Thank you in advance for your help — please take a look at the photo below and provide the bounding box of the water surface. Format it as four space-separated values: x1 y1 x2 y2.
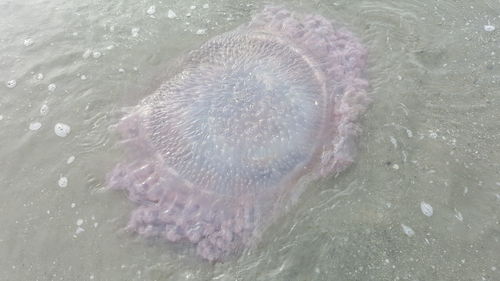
1 0 499 280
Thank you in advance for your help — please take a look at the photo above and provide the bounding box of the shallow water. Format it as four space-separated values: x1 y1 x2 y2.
1 0 499 280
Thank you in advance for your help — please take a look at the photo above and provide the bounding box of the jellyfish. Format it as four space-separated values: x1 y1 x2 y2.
107 6 370 261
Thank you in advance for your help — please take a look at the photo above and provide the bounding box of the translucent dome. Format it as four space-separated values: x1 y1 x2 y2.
146 33 325 196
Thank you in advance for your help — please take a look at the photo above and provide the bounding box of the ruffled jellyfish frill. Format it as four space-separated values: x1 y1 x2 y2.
107 6 370 261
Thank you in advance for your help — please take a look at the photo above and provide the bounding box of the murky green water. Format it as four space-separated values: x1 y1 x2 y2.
1 0 499 280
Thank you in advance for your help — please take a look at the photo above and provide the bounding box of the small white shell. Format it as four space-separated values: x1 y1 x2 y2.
58 176 68 188
167 9 176 19
6 80 16 88
48 83 56 92
401 224 415 237
54 123 71 137
147 5 156 15
420 201 434 217
29 122 42 131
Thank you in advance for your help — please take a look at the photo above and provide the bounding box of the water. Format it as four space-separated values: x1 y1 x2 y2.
1 0 499 280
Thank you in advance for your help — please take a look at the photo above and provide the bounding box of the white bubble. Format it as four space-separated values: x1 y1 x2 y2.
35 73 44 80
71 203 76 208
80 74 87 80
29 122 42 131
203 3 209 8
54 123 71 137
6 80 16 88
167 9 176 19
40 104 49 115
131 27 140 37
106 45 114 50
118 68 125 73
0 115 3 121
484 25 495 32
147 5 156 15
92 51 101 59
401 224 415 237
58 176 68 188
24 38 34 46
196 29 207 35
420 201 433 217
48 83 56 92
67 155 75 164
82 49 92 59
190 5 196 9
76 219 84 226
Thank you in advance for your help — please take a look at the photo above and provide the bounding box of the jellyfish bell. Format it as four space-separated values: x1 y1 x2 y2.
107 6 370 261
